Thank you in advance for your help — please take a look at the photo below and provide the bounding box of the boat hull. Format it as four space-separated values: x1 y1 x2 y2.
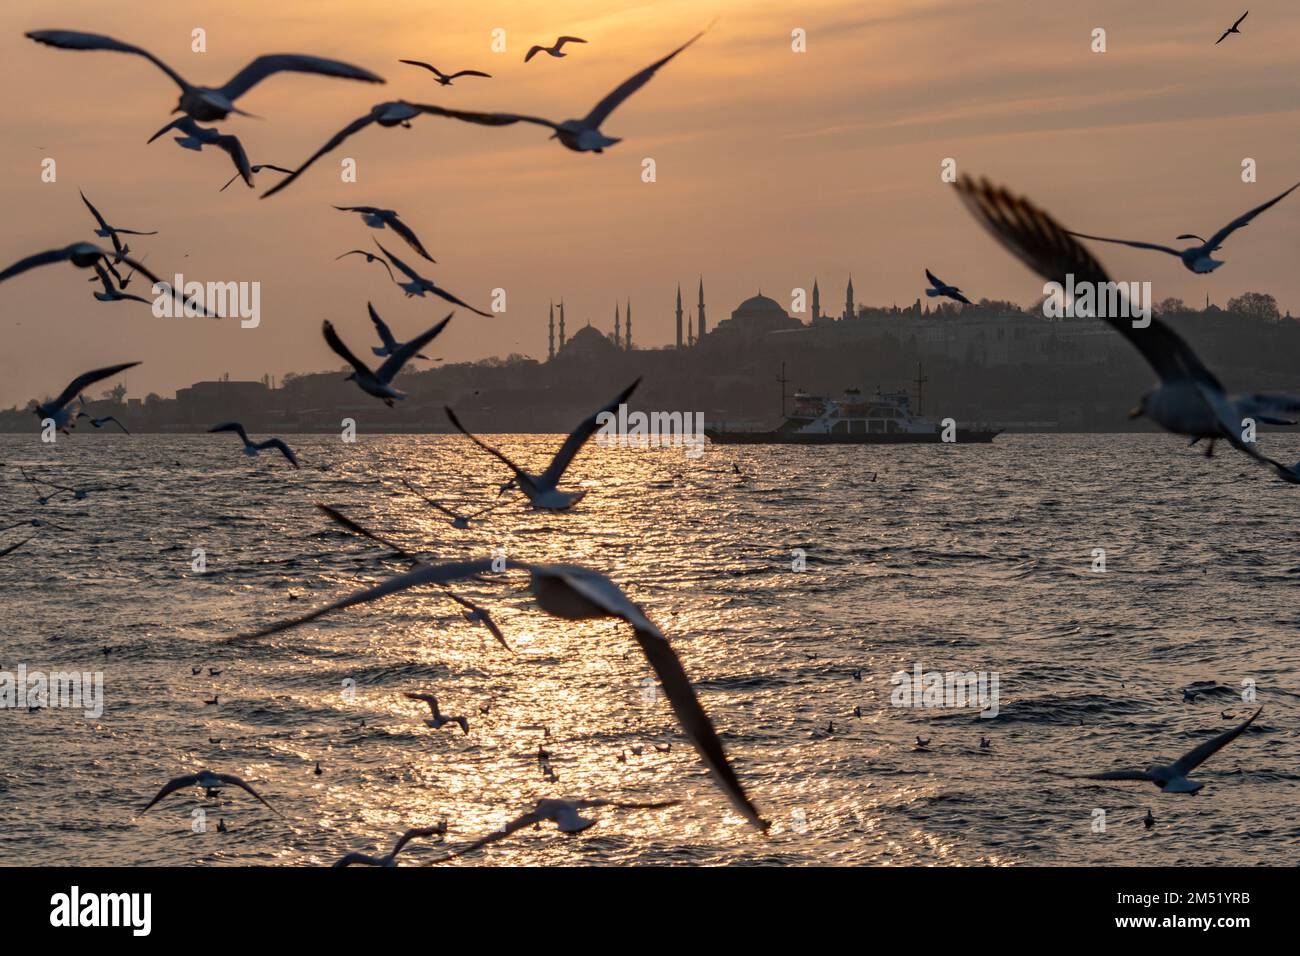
705 429 1002 445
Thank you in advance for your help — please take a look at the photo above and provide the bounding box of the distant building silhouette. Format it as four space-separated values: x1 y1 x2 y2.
675 284 683 349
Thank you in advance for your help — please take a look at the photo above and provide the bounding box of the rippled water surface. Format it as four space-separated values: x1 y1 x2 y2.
1 433 1297 866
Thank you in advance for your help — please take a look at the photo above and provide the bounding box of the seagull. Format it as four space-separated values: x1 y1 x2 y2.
76 397 132 434
147 116 255 188
401 477 503 528
1144 808 1155 829
915 736 930 750
367 303 431 360
1067 181 1299 274
0 243 201 312
32 362 140 433
25 30 383 121
334 206 434 261
428 798 677 863
209 422 300 468
322 313 451 406
333 823 448 867
313 762 322 775
416 29 707 153
239 554 768 831
1216 10 1248 44
371 241 490 316
79 191 155 262
924 268 972 305
1083 707 1262 793
446 379 640 510
398 60 491 86
404 693 469 734
220 163 293 192
524 37 587 62
979 736 991 750
955 175 1300 484
337 249 397 282
88 262 151 304
140 769 281 814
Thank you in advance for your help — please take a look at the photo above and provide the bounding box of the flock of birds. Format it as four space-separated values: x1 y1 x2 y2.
2 13 1287 864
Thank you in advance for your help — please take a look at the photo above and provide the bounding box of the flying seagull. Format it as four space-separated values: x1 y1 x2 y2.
335 206 434 261
413 29 707 153
447 379 640 510
955 175 1300 483
1084 708 1262 793
332 823 447 867
367 302 430 359
140 769 281 814
209 422 300 468
148 116 254 188
220 163 293 192
401 477 503 528
33 362 140 433
1068 180 1299 274
76 395 131 433
25 30 383 121
0 243 203 313
924 268 972 305
79 191 155 262
238 555 768 831
525 36 588 62
428 798 677 863
404 692 469 733
371 241 489 315
89 262 151 304
1216 11 1248 44
398 60 491 86
322 312 451 406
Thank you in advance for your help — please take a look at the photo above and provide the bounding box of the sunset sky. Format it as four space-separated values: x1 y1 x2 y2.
1 0 1297 405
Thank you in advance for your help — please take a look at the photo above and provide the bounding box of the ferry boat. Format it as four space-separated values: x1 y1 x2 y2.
706 366 1002 445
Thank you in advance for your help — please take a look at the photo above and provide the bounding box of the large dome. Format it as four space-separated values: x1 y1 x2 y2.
731 292 789 322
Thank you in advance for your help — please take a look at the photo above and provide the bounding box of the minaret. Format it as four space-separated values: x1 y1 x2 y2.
625 299 632 350
548 301 555 360
559 299 566 349
675 284 683 348
697 277 707 341
844 274 855 322
811 279 820 321
614 302 621 348
687 309 695 346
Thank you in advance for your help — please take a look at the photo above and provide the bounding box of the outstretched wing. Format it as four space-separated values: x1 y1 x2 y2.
217 54 383 101
213 772 283 815
373 239 424 283
398 59 439 75
377 313 451 381
26 30 189 91
96 416 131 434
403 101 559 132
582 30 706 129
256 438 300 468
0 536 37 559
322 320 374 378
1064 231 1182 257
445 407 538 494
261 112 379 198
447 70 491 80
0 247 75 283
384 214 435 262
79 191 111 231
924 268 943 288
1083 769 1157 782
1205 181 1299 251
338 250 396 283
53 362 141 412
209 421 251 443
367 302 399 349
140 773 201 813
391 824 447 858
538 378 641 490
1172 707 1262 777
426 810 544 862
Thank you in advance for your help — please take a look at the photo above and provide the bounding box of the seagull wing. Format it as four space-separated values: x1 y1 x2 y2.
209 421 251 443
1204 181 1300 252
581 30 706 129
205 130 254 187
401 478 459 519
140 773 201 812
97 416 131 434
115 252 213 316
398 59 439 75
1234 10 1249 29
0 247 75 283
954 175 1224 388
538 378 641 490
373 239 424 283
449 595 513 653
952 290 973 305
146 116 193 144
52 362 141 413
524 45 547 63
384 214 435 262
1084 769 1159 782
556 567 767 831
332 852 383 868
447 70 491 80
1172 708 1262 776
445 407 539 494
80 191 111 232
212 772 282 815
216 54 383 101
391 824 447 858
403 101 559 132
338 250 396 283
0 536 37 559
367 302 399 349
26 30 189 91
316 502 422 561
404 692 439 713
427 810 545 862
91 262 116 295
322 320 375 378
255 438 300 468
1215 28 1232 44
377 313 452 381
260 111 379 198
1065 231 1183 257
1192 382 1297 479
924 268 943 289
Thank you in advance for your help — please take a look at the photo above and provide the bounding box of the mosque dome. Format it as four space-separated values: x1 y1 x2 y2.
730 292 790 323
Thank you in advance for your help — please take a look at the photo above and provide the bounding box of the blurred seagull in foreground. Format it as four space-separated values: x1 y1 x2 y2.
924 268 972 305
367 302 430 359
0 243 201 312
427 799 677 863
209 422 300 468
334 206 434 261
524 36 587 62
1216 10 1248 44
25 30 383 121
447 379 640 510
32 362 140 433
404 693 469 734
140 768 281 815
333 823 447 867
239 554 768 831
401 477 503 528
79 191 155 262
398 60 491 86
322 312 451 406
148 116 254 188
1067 180 1299 274
1083 707 1262 793
221 163 293 192
372 241 490 316
956 175 1300 483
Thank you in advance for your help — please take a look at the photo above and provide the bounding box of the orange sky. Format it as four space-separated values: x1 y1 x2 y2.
1 0 1298 405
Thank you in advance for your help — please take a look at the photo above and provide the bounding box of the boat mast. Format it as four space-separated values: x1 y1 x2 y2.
914 361 927 417
776 362 789 418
